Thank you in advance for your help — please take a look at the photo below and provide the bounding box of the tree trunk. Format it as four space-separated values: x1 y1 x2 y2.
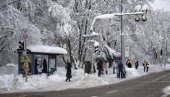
67 38 76 68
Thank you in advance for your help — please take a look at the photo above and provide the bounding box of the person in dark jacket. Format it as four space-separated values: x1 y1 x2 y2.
93 64 96 73
85 61 91 74
117 60 126 78
126 59 132 68
35 59 38 74
97 59 103 77
42 59 47 73
65 61 72 82
135 61 139 69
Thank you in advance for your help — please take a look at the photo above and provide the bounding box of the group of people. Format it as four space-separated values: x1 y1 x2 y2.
64 59 150 82
97 59 109 77
126 59 150 72
65 59 111 82
96 59 126 78
114 59 150 78
112 60 126 78
83 59 109 76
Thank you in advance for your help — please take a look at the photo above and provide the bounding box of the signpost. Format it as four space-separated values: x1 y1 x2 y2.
21 30 29 82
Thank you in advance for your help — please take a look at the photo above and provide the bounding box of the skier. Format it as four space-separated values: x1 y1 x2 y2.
65 60 72 82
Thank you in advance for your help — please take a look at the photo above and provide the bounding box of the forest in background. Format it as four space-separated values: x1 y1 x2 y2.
0 0 170 67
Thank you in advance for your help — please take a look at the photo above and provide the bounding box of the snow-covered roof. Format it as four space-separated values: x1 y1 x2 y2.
27 45 67 54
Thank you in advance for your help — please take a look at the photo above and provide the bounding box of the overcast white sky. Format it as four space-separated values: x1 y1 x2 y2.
151 0 170 11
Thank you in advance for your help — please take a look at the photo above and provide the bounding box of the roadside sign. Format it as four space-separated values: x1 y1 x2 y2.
125 47 129 57
22 31 29 40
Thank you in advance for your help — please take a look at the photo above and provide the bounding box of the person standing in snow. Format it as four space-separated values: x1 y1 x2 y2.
85 61 91 74
93 63 96 73
135 61 139 69
117 60 126 78
126 59 132 68
65 60 72 82
103 60 109 74
37 59 42 74
143 60 149 72
97 59 103 77
112 60 117 74
42 59 47 74
35 59 38 74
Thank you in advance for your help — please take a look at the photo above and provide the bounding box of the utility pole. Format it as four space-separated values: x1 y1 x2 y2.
165 42 167 66
120 0 124 63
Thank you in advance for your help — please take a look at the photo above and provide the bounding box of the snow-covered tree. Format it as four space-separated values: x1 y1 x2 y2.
0 2 41 65
0 0 170 68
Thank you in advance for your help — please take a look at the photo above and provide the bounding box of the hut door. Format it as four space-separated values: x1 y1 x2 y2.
48 55 56 74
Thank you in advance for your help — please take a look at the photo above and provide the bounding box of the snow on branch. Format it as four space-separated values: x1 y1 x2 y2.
90 14 116 31
104 44 121 58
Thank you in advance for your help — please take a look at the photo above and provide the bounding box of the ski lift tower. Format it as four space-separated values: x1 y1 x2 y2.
89 3 149 63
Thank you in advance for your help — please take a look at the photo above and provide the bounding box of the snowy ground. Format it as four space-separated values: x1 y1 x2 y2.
162 80 170 96
0 64 170 93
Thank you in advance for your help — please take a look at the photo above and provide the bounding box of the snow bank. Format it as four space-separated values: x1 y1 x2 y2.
13 69 70 90
0 67 84 92
0 69 66 92
48 73 65 82
1 64 170 93
163 86 170 94
0 74 15 91
12 74 49 90
72 69 84 79
126 68 140 78
76 74 108 88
